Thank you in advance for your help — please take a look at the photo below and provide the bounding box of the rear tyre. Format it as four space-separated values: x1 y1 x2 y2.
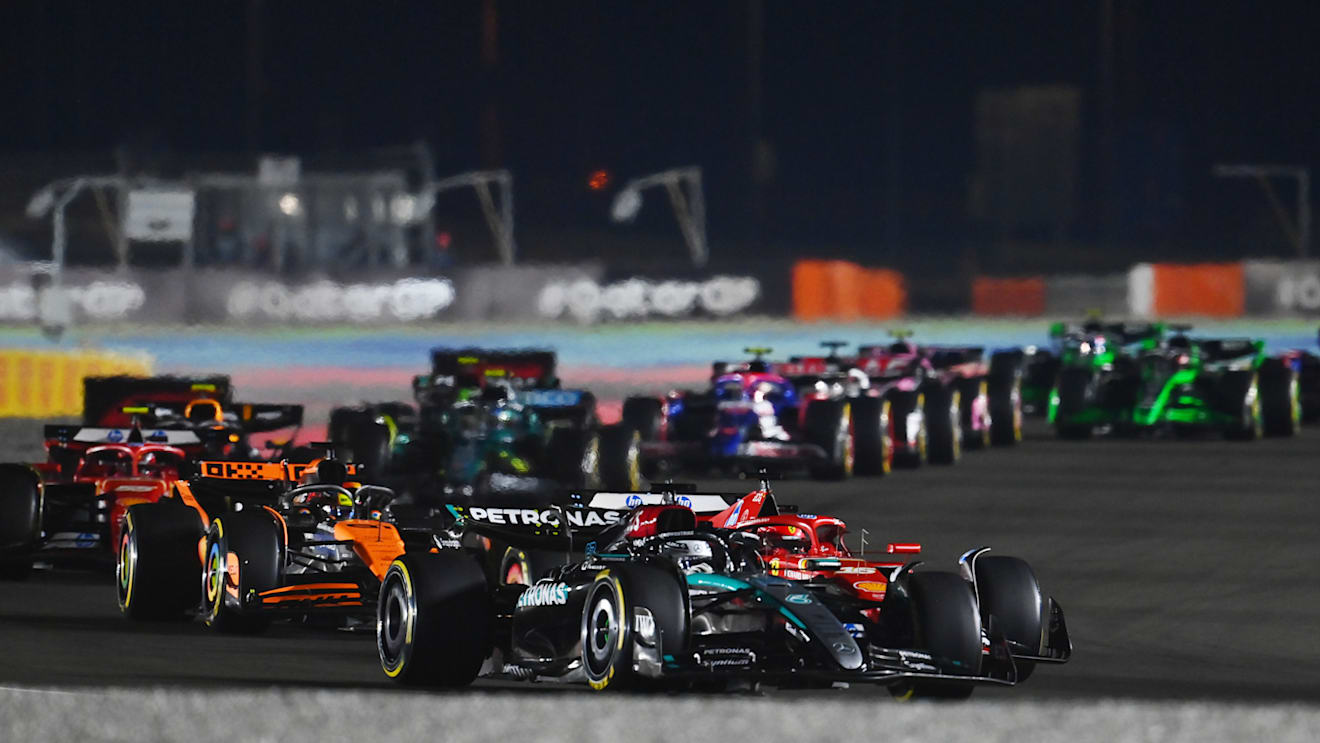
598 424 642 491
1053 368 1095 440
1221 371 1262 441
890 391 928 468
379 552 491 686
890 571 982 700
621 397 664 442
988 372 1023 446
201 511 283 634
805 399 854 481
117 503 204 620
1259 359 1300 437
959 379 991 451
852 397 892 476
0 465 41 581
924 387 962 465
974 555 1046 683
547 428 602 489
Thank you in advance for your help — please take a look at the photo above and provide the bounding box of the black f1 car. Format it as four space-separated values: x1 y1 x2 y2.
375 490 1070 698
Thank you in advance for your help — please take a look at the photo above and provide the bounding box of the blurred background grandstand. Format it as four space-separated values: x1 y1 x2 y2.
0 1 1317 316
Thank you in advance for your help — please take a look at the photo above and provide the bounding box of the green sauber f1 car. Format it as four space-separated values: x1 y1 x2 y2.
1050 329 1302 440
1021 320 1165 416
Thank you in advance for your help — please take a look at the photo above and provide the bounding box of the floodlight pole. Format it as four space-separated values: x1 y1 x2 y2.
617 167 708 268
424 169 516 265
1213 164 1311 258
27 175 126 284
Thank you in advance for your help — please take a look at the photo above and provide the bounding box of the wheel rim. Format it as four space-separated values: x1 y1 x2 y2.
1291 378 1301 431
378 574 412 669
840 408 855 475
1249 382 1262 437
950 392 962 458
582 437 601 488
881 402 893 474
116 528 135 607
204 539 224 616
586 592 617 674
626 434 641 489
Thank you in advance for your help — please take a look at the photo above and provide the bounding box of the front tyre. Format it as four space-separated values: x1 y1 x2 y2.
379 552 491 686
201 511 283 634
974 555 1046 683
890 571 982 701
582 570 634 690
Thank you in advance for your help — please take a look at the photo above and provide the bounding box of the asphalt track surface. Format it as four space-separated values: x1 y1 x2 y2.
1 418 1318 704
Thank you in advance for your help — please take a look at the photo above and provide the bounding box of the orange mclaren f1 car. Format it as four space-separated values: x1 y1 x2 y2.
116 457 441 633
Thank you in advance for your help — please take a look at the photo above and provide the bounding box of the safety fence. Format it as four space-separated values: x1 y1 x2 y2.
0 349 152 417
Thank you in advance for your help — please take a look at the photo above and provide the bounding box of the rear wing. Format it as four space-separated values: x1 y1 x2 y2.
44 424 203 447
444 489 773 550
196 460 360 483
430 347 559 389
230 403 304 433
83 375 232 426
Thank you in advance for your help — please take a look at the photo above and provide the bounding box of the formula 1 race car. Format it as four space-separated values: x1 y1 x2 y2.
1051 330 1302 439
115 456 443 631
853 334 1023 454
622 348 863 480
375 485 1071 698
0 422 201 579
329 348 639 498
83 375 305 459
1023 320 1165 417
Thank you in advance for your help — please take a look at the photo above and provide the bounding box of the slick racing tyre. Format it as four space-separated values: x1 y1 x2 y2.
547 428 602 489
805 399 854 481
974 555 1047 683
852 396 893 476
1053 368 1095 440
117 503 204 620
598 424 643 491
1258 359 1300 437
202 511 283 634
0 464 41 581
1221 371 1263 441
889 391 928 468
987 364 1023 447
621 397 664 442
959 379 991 451
924 386 962 465
379 552 491 687
582 569 635 690
890 571 982 701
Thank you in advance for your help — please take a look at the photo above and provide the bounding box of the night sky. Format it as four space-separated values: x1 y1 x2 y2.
2 1 1318 263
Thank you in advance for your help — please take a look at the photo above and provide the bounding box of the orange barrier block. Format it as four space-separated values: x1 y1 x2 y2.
1151 263 1244 317
793 260 906 320
860 268 906 320
971 277 1046 316
792 260 832 321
